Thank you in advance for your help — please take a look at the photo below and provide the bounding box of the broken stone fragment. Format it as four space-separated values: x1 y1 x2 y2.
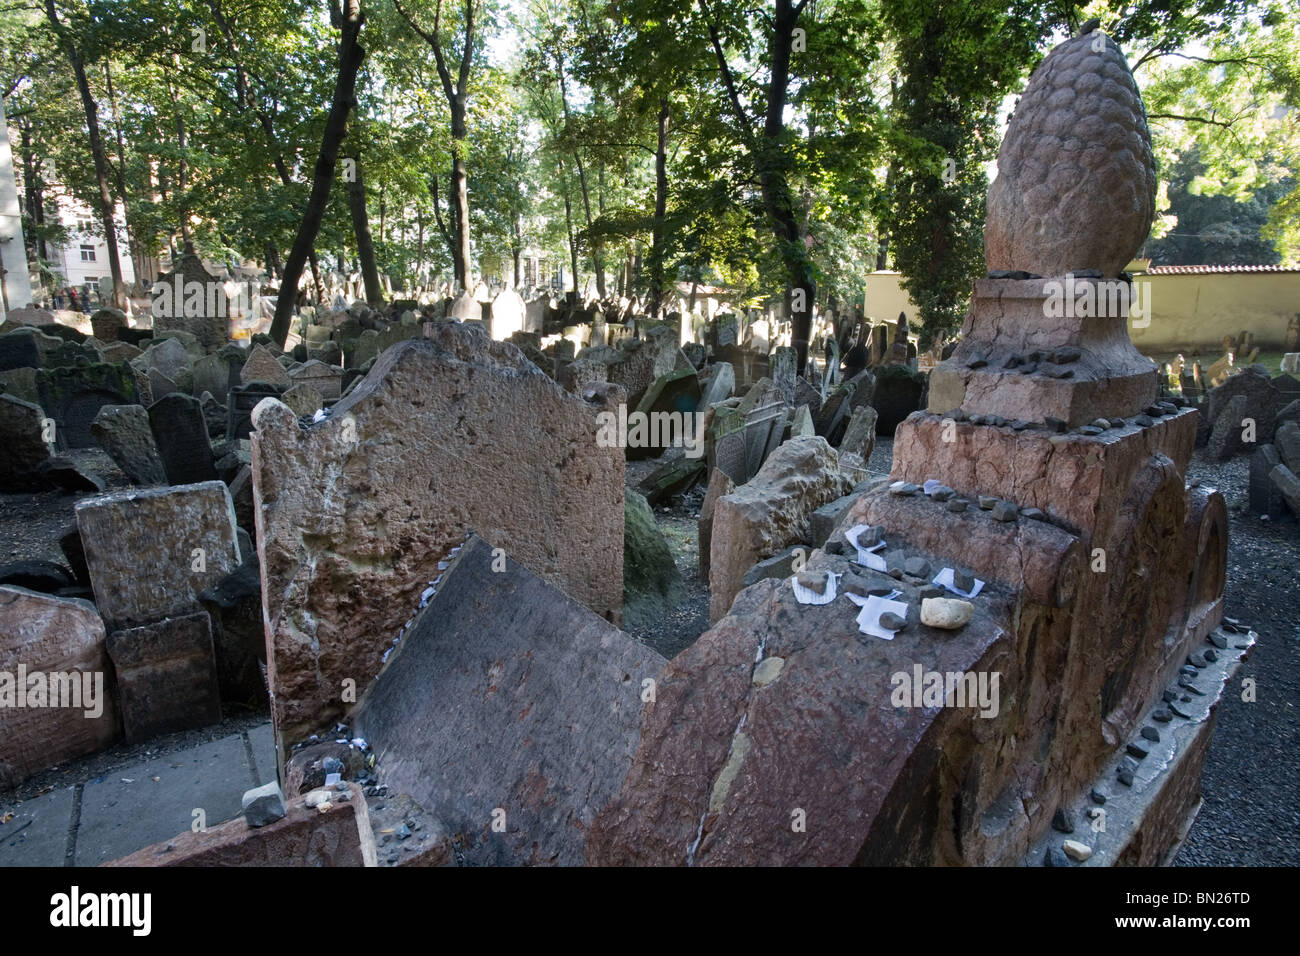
1051 808 1074 834
928 485 956 501
977 495 997 510
945 498 967 513
878 611 907 632
903 556 931 579
796 571 827 595
953 569 975 593
242 781 287 828
920 597 973 630
857 526 883 548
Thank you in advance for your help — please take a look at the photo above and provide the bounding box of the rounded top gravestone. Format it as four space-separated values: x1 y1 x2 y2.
984 25 1156 278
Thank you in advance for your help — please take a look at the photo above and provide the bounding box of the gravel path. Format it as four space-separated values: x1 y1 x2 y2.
1175 450 1300 865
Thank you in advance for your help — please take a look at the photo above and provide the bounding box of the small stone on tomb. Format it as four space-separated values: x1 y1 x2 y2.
992 501 1018 522
1090 789 1107 805
1203 648 1218 663
879 611 907 631
953 569 975 592
946 498 968 512
1044 417 1067 433
1062 840 1092 862
1051 808 1074 833
1188 651 1208 668
1169 703 1192 719
978 495 997 510
1078 425 1104 436
904 557 931 578
1126 742 1149 760
797 571 827 595
1141 726 1160 742
929 485 956 501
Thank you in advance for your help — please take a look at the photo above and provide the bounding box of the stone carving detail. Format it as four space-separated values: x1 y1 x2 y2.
985 28 1156 277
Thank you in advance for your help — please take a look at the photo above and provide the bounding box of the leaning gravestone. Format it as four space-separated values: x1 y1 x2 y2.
91 404 167 486
0 586 119 790
250 323 625 750
352 536 664 867
148 393 218 485
0 393 52 490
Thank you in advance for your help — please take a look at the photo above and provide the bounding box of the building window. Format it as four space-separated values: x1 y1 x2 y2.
76 218 94 232
80 245 96 262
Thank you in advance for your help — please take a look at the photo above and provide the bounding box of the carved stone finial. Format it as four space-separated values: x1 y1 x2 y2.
984 31 1156 277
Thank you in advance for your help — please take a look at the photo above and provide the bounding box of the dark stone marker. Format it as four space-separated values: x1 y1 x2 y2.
225 382 284 440
0 330 42 371
352 535 665 867
106 609 222 743
35 362 138 449
149 393 217 484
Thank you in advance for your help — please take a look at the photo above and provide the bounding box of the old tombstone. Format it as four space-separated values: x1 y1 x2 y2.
0 586 119 789
590 26 1235 867
106 610 222 743
35 362 139 449
91 404 167 485
75 481 242 630
241 343 291 387
149 393 218 484
708 435 857 622
289 359 343 400
251 323 625 750
351 536 664 867
772 346 796 406
90 308 129 342
624 491 687 631
151 253 230 351
226 382 285 440
700 362 735 408
0 329 43 371
0 393 52 490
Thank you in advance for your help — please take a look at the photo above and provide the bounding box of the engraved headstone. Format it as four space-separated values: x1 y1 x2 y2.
148 393 217 484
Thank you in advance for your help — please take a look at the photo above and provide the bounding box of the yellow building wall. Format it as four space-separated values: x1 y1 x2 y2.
1127 273 1300 352
860 270 1300 352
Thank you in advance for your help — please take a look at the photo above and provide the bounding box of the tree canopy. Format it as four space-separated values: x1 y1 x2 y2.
4 0 1296 345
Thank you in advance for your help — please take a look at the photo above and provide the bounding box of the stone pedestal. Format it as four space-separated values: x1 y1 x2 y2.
927 276 1158 426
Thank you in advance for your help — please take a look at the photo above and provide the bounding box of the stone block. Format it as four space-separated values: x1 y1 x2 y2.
106 610 222 742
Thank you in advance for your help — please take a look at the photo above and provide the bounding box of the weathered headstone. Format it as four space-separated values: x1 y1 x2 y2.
106 610 222 743
148 393 218 484
74 481 242 630
351 536 664 867
35 362 138 449
0 393 52 490
251 324 625 748
91 404 167 485
226 382 285 440
0 586 119 789
708 435 856 622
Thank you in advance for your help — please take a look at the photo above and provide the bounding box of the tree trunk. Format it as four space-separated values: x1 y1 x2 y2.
346 153 384 305
559 156 579 298
19 121 50 262
450 113 471 287
269 0 365 347
45 0 127 310
647 97 669 316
